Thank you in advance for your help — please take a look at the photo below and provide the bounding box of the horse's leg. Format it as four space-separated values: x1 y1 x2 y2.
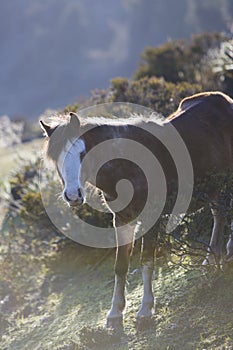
226 219 233 261
203 203 226 266
106 216 135 329
136 227 157 324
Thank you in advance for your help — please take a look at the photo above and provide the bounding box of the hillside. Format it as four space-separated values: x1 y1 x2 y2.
1 218 233 349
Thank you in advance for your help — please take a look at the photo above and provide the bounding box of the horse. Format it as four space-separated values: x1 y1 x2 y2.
40 91 233 328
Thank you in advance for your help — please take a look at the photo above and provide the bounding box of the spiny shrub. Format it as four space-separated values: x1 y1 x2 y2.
7 158 113 234
109 76 202 116
134 32 228 90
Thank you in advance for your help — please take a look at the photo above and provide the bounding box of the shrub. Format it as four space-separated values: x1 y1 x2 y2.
110 76 202 116
7 158 113 238
134 40 187 83
134 32 228 91
209 39 233 97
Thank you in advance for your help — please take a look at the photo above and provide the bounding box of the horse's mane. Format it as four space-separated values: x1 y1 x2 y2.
46 111 165 128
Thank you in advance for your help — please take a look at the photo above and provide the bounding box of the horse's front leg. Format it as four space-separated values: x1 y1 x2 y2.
107 217 135 329
136 227 157 325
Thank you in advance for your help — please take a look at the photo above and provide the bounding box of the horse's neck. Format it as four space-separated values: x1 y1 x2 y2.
80 121 174 192
81 119 171 161
81 123 129 149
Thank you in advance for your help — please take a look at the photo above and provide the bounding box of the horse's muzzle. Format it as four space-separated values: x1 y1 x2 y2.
64 189 84 206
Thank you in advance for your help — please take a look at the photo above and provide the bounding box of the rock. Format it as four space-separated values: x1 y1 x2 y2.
0 115 24 148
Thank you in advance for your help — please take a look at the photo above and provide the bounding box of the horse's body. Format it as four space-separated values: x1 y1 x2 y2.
41 91 233 328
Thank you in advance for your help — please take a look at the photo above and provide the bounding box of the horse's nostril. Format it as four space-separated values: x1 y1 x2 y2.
77 188 82 199
64 191 70 201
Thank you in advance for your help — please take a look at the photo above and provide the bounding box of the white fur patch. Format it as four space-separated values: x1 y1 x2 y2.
57 138 86 201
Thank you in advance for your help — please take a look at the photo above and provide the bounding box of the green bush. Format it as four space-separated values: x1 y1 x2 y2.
7 158 113 235
134 32 229 91
134 40 187 83
210 39 233 95
110 76 202 116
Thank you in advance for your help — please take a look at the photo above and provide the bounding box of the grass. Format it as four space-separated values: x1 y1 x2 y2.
1 224 233 350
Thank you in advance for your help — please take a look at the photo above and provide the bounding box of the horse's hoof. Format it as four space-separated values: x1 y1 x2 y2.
136 316 154 332
225 254 233 263
202 257 215 266
202 257 220 271
106 316 123 330
223 255 233 271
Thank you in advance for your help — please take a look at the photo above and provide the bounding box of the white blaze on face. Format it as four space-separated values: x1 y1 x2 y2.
57 138 86 203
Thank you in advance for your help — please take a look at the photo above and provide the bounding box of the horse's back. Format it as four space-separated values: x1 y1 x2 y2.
168 91 233 123
167 92 233 176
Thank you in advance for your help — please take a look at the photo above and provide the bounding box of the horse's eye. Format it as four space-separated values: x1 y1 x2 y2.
80 150 85 158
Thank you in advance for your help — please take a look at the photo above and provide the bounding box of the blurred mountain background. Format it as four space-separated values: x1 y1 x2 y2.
0 0 233 119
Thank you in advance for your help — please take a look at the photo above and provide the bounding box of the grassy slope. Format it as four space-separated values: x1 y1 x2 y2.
1 140 233 350
1 234 233 350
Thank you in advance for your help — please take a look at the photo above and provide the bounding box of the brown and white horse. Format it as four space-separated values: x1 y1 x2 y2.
40 91 233 328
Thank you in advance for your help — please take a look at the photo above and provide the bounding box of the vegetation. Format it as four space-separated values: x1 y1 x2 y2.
110 77 202 117
88 33 233 118
1 31 233 349
1 200 233 349
134 33 225 84
90 77 202 118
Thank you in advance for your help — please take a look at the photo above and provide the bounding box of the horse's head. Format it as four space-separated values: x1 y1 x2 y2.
40 113 86 207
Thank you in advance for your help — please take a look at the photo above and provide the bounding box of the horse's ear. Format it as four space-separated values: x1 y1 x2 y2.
69 112 80 129
40 120 54 137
